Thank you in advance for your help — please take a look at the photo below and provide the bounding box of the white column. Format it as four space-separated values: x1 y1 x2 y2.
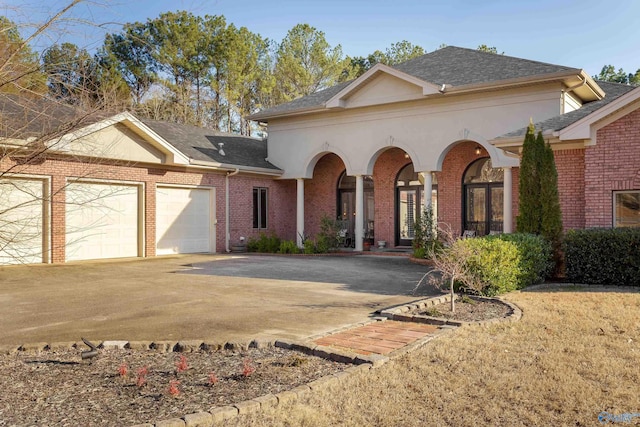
422 171 433 210
296 178 305 248
503 167 513 233
355 175 364 251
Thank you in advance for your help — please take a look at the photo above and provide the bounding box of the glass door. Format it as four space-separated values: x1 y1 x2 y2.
398 189 419 246
465 186 486 235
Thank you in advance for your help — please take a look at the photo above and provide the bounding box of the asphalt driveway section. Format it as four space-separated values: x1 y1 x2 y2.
0 254 437 348
182 254 436 296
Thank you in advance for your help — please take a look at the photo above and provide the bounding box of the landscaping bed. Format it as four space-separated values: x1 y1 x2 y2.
0 345 348 426
412 295 513 322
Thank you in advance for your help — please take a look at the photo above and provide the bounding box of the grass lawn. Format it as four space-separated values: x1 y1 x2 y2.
226 287 640 426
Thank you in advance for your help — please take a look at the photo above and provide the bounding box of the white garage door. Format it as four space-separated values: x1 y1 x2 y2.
65 182 140 261
156 186 214 255
0 178 45 265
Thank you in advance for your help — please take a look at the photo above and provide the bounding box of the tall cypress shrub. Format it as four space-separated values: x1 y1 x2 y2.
539 135 564 271
516 122 543 233
516 123 563 276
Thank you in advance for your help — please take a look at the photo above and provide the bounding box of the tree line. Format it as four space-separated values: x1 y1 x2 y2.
2 6 638 137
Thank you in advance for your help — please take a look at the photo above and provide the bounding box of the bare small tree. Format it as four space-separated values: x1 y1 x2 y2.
415 225 484 313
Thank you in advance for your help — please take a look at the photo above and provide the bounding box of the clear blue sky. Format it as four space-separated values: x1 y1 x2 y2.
4 0 640 77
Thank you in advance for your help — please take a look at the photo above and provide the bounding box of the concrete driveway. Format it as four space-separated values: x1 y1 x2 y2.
0 254 438 347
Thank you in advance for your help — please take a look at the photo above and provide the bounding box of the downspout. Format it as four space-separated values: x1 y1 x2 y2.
225 168 240 252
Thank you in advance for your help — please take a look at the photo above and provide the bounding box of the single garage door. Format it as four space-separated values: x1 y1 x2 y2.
0 178 46 264
65 182 140 261
156 186 214 255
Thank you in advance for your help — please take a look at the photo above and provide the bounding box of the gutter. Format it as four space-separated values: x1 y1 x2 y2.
188 159 282 176
225 168 240 253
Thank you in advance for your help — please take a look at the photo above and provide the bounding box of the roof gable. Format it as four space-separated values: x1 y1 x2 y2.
325 64 441 109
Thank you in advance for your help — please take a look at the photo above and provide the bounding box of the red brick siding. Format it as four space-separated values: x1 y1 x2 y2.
438 142 485 236
372 148 410 246
584 107 640 227
305 154 345 238
554 149 585 229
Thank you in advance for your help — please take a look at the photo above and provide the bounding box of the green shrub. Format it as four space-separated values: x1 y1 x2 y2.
490 233 553 286
303 238 316 254
278 240 300 254
317 215 341 251
413 205 439 257
455 233 552 296
246 232 281 253
564 228 640 286
458 237 520 296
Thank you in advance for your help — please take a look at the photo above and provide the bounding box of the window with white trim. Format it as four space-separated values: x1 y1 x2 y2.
253 187 268 229
613 191 640 228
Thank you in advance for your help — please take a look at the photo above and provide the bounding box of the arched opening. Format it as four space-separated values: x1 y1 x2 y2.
463 157 503 236
337 172 374 247
395 164 438 246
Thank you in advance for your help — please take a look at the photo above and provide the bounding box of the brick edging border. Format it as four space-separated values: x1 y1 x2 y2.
378 294 523 327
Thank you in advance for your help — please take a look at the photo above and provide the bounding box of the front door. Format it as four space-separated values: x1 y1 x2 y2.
397 188 421 246
464 183 503 235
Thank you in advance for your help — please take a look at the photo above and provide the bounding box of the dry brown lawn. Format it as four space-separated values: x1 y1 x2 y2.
226 287 640 427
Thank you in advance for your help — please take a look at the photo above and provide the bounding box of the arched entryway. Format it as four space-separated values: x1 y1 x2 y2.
395 164 437 246
337 172 374 246
463 157 503 235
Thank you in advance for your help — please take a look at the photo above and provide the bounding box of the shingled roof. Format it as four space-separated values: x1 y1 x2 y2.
250 46 586 120
140 118 281 172
494 81 637 140
0 94 110 140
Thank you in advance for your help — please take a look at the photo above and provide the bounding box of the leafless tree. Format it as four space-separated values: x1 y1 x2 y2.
1 1 133 264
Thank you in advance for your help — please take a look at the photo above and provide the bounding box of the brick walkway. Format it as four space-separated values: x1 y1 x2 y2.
313 320 438 355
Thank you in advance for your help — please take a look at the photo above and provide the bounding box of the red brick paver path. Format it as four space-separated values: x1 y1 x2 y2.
313 320 438 355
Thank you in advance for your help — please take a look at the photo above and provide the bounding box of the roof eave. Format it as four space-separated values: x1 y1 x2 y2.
445 69 601 100
188 159 283 176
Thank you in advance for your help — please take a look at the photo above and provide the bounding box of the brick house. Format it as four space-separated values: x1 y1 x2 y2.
2 46 639 264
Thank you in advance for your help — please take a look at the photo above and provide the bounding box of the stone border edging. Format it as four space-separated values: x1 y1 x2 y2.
378 294 523 327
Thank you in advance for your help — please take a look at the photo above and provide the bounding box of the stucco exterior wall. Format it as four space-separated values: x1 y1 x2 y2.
584 107 640 227
266 83 564 179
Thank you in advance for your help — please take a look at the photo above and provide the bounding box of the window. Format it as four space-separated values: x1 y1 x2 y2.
614 191 640 228
463 158 503 236
253 187 268 229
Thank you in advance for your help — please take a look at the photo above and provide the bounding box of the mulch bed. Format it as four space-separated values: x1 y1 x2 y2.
413 295 512 322
0 346 347 426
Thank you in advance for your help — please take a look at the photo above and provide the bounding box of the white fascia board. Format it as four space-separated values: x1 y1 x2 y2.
325 63 441 109
557 86 640 142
